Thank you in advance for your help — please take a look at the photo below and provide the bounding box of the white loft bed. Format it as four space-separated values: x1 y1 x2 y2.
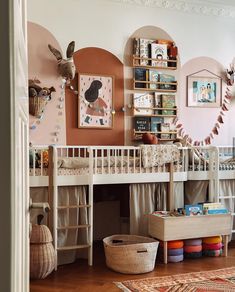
29 144 235 267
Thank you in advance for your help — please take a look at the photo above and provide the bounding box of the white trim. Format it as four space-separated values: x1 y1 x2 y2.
110 0 235 18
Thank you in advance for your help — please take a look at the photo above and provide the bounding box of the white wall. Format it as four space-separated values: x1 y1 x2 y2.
28 0 235 145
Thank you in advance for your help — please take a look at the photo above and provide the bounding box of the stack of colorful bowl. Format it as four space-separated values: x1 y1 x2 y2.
184 239 202 259
166 240 184 263
202 236 223 257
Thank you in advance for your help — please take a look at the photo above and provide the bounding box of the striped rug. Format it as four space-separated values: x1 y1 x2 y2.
115 267 235 292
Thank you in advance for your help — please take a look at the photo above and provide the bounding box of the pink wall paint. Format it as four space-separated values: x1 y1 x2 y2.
179 57 234 146
28 22 66 145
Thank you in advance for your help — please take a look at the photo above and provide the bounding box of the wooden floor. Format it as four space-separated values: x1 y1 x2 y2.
30 242 235 292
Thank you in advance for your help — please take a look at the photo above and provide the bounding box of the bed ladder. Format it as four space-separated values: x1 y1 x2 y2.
50 146 94 269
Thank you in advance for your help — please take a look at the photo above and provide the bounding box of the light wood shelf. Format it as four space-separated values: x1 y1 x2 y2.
134 130 177 134
133 87 177 93
133 55 177 70
57 224 91 230
131 43 178 143
134 107 177 111
57 244 90 251
57 205 91 209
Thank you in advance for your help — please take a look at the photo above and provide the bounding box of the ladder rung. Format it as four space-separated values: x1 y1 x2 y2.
219 196 235 199
57 244 90 251
57 205 91 209
57 224 90 230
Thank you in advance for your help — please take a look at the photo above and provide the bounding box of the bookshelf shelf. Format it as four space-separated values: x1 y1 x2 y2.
131 38 179 142
134 107 177 111
133 55 177 70
133 87 177 93
134 131 177 134
134 114 177 118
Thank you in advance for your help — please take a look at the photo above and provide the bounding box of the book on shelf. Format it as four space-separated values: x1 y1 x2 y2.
159 73 176 90
133 93 154 115
134 68 148 88
160 123 170 139
150 117 164 132
207 209 228 214
148 69 159 90
202 202 228 215
202 202 224 210
133 38 140 57
185 204 203 216
139 38 155 66
154 93 162 114
150 43 168 67
134 116 150 132
161 94 176 115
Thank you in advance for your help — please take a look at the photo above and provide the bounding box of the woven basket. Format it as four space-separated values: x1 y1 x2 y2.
103 234 159 274
29 96 47 117
30 224 55 279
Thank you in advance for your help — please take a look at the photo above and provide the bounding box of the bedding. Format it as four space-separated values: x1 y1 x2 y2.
57 156 140 169
30 164 183 176
140 144 180 168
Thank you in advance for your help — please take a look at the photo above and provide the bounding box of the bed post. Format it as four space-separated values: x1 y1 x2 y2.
209 146 219 202
48 146 54 232
168 162 174 211
88 146 94 266
51 145 58 270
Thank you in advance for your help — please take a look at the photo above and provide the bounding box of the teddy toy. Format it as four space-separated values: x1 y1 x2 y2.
28 79 56 100
28 79 56 117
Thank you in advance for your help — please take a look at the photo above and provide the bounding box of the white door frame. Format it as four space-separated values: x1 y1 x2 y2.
0 0 29 291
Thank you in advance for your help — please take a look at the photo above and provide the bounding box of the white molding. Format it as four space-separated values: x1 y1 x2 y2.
111 0 235 18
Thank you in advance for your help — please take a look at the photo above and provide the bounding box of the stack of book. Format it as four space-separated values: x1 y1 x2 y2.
202 202 228 214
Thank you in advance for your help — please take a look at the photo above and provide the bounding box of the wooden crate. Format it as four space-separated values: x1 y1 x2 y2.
148 213 232 263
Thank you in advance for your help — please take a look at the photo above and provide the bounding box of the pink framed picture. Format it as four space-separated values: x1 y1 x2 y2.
78 74 114 128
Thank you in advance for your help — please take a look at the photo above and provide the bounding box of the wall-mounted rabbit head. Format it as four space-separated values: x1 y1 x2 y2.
48 41 76 84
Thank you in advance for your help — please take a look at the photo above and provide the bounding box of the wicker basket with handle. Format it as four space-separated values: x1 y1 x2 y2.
103 234 159 274
29 96 48 117
30 215 55 279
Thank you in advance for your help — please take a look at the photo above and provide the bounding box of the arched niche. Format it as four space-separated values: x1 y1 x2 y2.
180 57 231 145
66 47 124 146
28 22 66 145
123 26 181 145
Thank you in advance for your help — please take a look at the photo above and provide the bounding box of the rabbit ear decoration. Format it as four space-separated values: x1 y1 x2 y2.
48 44 63 62
66 41 75 59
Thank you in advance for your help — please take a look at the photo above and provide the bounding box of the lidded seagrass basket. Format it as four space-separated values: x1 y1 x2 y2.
30 215 55 279
103 234 159 274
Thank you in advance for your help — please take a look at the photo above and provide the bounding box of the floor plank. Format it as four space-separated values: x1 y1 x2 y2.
30 242 235 292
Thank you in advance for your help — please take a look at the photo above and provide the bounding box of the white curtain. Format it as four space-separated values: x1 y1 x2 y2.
57 186 89 265
219 180 235 240
30 186 89 265
129 182 184 236
30 187 49 225
184 180 208 205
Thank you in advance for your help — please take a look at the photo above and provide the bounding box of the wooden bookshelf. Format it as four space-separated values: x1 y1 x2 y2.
131 39 178 142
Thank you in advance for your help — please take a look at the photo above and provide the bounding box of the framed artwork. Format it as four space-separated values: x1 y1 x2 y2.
78 74 114 128
187 76 222 108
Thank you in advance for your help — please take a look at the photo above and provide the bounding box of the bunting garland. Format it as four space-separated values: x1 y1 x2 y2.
174 88 233 146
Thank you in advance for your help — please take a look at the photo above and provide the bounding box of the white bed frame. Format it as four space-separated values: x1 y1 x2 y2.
29 144 235 268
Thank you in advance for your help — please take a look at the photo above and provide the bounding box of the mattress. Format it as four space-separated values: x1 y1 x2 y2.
29 164 182 176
